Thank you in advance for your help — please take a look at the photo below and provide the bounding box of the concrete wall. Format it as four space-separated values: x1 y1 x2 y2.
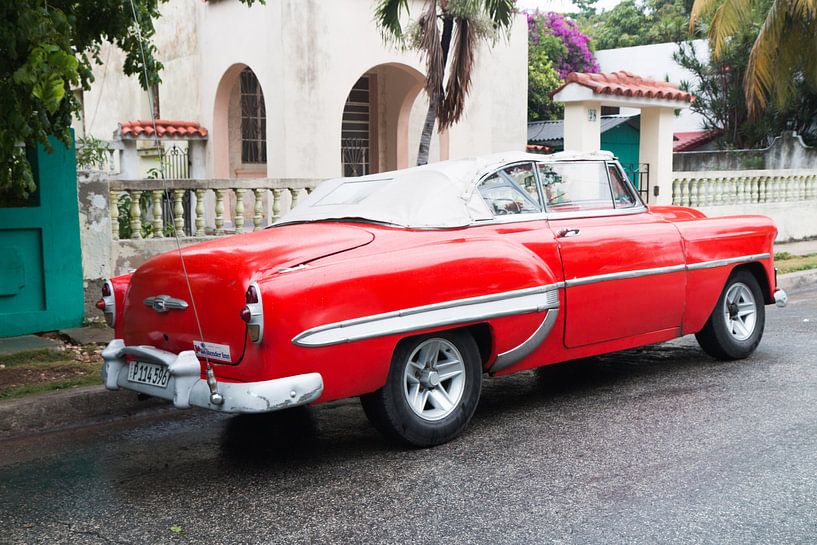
699 203 817 242
81 0 528 179
674 132 817 172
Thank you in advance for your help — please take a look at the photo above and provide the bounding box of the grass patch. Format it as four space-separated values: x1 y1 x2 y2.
0 349 72 368
777 254 817 274
0 374 101 401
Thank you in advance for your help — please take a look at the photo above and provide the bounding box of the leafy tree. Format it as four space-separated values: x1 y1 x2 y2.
690 0 817 116
529 12 598 78
584 0 692 50
675 38 817 148
528 45 563 121
374 0 515 166
0 0 256 200
526 11 597 121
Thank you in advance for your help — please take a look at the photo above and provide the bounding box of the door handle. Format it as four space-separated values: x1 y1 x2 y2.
557 228 581 238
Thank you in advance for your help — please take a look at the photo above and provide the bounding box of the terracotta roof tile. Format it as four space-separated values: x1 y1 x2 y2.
119 120 208 139
673 129 722 151
555 71 695 103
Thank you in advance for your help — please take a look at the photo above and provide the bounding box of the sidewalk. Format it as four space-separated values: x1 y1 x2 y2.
775 238 817 256
775 239 817 293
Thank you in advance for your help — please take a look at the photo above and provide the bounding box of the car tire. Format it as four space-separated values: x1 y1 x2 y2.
360 330 483 448
695 269 766 360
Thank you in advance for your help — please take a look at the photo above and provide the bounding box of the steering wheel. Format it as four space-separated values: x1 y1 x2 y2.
492 198 519 215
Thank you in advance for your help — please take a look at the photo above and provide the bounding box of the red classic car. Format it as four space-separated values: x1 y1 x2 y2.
99 151 787 446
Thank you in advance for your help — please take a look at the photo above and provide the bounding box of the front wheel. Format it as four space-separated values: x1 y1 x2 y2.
695 269 765 360
360 330 483 447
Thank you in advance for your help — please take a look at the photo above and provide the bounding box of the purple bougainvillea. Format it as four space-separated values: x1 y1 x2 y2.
527 11 598 79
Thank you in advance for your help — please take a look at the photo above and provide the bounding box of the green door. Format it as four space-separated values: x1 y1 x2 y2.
601 123 641 186
0 136 84 336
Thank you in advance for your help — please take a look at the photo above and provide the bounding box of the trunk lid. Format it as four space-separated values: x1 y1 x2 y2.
121 223 374 370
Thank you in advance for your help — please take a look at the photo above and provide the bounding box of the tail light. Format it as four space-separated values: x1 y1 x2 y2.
97 279 116 327
239 281 264 343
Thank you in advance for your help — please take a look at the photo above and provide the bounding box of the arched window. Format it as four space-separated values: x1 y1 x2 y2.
341 75 371 176
240 68 266 164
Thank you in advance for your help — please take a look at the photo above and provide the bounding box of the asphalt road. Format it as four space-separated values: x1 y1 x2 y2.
2 289 817 545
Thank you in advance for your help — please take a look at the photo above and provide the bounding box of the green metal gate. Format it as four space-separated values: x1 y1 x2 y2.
0 136 84 337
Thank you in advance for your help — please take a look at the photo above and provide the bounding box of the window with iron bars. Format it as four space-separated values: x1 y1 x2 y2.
240 68 266 164
342 75 370 177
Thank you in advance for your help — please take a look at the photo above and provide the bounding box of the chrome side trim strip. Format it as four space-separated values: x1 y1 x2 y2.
293 284 561 348
491 309 559 373
564 264 686 287
563 253 771 288
685 253 771 271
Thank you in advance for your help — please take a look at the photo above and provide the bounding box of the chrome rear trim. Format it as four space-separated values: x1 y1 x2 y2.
491 309 559 373
293 284 561 348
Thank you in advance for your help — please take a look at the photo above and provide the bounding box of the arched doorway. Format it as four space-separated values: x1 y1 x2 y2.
213 64 267 178
341 63 448 176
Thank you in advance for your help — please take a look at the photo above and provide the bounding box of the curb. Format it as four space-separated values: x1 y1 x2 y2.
778 269 817 294
0 385 169 438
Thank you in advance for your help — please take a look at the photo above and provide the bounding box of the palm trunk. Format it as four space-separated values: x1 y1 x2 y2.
417 15 454 166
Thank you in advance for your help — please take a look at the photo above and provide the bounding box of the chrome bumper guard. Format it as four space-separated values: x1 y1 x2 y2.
101 339 324 413
774 288 788 308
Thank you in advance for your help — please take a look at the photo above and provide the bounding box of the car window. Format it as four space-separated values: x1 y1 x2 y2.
478 163 542 216
607 164 638 209
537 161 614 212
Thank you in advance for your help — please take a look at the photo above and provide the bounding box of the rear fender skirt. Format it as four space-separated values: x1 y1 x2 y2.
292 284 561 348
490 308 559 373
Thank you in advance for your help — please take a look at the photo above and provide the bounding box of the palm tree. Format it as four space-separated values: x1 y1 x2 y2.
375 0 515 165
690 0 817 117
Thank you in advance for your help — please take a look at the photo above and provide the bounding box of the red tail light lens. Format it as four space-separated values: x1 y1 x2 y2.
246 285 259 304
242 282 264 343
100 279 116 327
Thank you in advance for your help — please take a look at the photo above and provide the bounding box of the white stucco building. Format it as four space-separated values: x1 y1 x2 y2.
76 0 528 180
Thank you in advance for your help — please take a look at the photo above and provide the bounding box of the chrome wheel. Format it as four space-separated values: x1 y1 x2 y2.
723 281 757 341
403 338 466 422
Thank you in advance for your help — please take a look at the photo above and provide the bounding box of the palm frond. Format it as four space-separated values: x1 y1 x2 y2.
418 0 444 99
706 0 753 57
375 0 411 40
689 0 724 33
744 0 789 115
482 0 514 29
439 17 476 129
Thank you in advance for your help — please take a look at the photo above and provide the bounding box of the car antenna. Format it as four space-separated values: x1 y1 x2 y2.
126 0 223 406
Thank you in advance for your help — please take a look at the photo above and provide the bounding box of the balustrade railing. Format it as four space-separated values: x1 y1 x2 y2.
109 178 320 240
672 169 817 207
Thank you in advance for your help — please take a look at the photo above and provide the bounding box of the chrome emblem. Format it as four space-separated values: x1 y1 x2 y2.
144 295 189 313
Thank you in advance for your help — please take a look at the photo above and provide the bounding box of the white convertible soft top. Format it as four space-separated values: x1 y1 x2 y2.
274 150 614 229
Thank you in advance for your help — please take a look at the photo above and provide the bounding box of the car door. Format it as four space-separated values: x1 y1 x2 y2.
538 160 686 347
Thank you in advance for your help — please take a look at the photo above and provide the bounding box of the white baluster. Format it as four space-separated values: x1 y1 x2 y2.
129 190 142 239
253 189 264 231
110 190 120 240
234 188 245 234
174 190 185 236
195 189 206 236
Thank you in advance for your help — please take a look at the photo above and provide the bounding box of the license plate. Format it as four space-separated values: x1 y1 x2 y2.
127 361 171 388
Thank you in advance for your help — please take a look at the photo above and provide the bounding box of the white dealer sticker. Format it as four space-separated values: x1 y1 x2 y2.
193 340 232 363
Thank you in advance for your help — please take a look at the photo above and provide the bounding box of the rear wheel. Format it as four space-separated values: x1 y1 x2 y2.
695 269 765 360
360 330 482 447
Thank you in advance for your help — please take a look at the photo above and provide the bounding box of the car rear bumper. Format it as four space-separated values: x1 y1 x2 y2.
101 339 323 413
